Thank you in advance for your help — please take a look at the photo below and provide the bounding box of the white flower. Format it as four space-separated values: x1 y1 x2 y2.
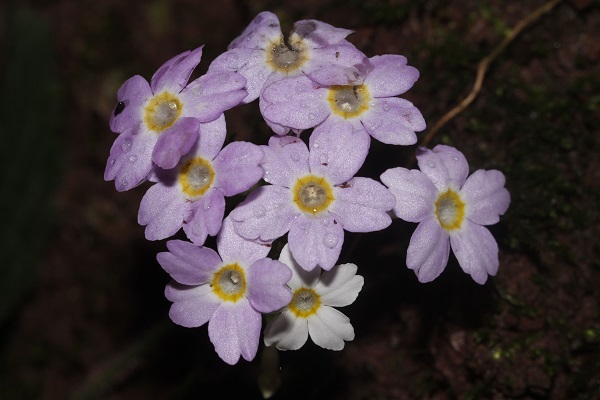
263 244 364 351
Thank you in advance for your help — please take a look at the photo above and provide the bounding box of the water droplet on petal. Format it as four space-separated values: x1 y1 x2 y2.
319 154 328 165
254 205 266 218
321 218 329 226
453 156 459 161
323 233 338 248
290 151 300 161
313 143 319 149
204 200 211 210
382 102 390 112
427 160 436 168
128 155 137 163
109 159 116 166
308 113 315 120
121 138 132 153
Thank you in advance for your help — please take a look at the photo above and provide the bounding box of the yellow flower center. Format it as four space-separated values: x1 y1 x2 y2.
144 91 183 132
289 288 321 318
292 175 335 215
265 34 308 73
211 263 247 303
178 157 215 198
434 188 466 231
327 85 371 119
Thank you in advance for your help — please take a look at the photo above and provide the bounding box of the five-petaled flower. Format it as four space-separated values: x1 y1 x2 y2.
264 244 363 351
105 46 247 191
158 218 292 365
230 122 396 271
138 116 263 245
380 145 510 284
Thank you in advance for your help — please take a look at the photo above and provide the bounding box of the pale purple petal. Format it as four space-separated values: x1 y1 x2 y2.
361 98 425 145
461 169 510 225
292 20 353 47
182 189 226 246
316 264 364 307
364 55 419 97
208 301 261 365
110 75 151 133
230 185 297 242
194 115 226 161
165 280 213 302
315 306 354 343
264 311 309 350
157 240 221 285
231 192 294 246
151 46 203 94
261 76 328 130
217 217 271 266
167 284 220 328
278 244 321 290
210 49 270 103
380 167 437 223
288 215 344 271
304 44 370 86
261 135 310 188
213 141 263 196
152 117 200 169
247 258 292 313
330 177 395 232
309 123 370 185
416 145 469 190
104 130 155 191
180 71 247 122
450 221 499 284
228 11 281 50
406 216 451 283
138 184 189 241
307 313 345 350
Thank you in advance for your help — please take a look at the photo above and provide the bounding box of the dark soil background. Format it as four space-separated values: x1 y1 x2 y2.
1 0 599 399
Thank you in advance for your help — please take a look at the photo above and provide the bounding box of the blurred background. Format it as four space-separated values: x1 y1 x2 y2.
0 0 598 399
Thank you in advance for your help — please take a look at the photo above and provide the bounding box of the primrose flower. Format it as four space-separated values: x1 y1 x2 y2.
105 46 247 191
230 122 396 271
209 11 370 105
137 116 263 245
380 145 511 284
264 244 363 351
158 218 292 365
261 54 425 144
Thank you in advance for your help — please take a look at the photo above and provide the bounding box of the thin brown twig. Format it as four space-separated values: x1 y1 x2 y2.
419 0 564 150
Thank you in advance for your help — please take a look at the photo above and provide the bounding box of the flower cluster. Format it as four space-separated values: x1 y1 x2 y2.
105 12 510 365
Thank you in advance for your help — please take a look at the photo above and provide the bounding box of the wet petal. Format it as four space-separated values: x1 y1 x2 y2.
330 177 395 232
461 169 510 225
380 167 436 223
152 117 200 169
261 135 310 188
182 189 226 246
167 283 219 328
406 216 450 283
361 98 425 145
416 145 469 190
104 130 155 191
213 141 263 196
292 19 353 47
110 75 151 134
157 239 221 285
217 217 271 266
309 122 370 185
450 221 499 284
138 183 188 241
228 11 282 50
364 54 419 97
288 215 344 271
230 185 297 243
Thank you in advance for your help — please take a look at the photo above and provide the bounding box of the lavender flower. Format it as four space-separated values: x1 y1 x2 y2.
380 145 510 284
105 46 247 191
260 54 425 144
158 218 292 365
264 244 363 351
208 11 370 105
230 123 396 271
138 116 263 245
